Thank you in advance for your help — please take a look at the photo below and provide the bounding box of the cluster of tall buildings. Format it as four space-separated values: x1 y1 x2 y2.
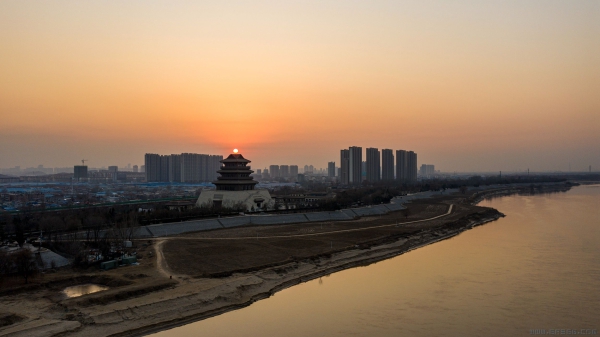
260 165 299 181
145 153 223 183
302 165 327 175
257 164 332 181
338 146 417 185
420 164 436 175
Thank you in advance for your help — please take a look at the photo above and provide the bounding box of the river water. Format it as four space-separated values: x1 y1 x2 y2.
150 185 599 336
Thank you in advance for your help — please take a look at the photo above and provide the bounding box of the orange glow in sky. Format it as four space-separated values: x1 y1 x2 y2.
0 1 598 172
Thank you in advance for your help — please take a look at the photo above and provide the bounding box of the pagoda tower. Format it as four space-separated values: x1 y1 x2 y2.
213 152 258 191
197 149 272 211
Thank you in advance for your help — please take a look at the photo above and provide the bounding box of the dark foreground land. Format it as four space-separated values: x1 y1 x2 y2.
0 184 571 337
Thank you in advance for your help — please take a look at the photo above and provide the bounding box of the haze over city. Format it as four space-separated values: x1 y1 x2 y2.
1 1 598 171
2 2 600 337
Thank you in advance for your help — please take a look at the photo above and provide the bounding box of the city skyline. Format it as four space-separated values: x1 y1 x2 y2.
2 148 599 175
0 3 598 334
1 1 598 172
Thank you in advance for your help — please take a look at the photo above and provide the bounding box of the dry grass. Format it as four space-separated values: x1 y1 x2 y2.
163 200 488 277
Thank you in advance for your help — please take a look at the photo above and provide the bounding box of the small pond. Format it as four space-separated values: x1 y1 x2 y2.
62 284 109 298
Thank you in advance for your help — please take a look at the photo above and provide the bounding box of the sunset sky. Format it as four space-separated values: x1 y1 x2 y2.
1 1 598 172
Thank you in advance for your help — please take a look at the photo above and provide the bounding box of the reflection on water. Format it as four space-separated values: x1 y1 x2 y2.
481 185 571 203
150 185 600 337
63 284 109 298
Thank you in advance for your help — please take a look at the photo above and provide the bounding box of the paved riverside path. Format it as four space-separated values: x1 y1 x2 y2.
155 204 454 240
134 189 462 239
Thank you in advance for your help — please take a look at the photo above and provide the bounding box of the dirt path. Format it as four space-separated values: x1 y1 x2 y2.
153 239 182 283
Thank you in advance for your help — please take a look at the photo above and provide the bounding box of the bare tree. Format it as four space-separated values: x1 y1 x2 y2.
84 214 105 244
113 211 139 243
65 215 82 232
0 250 11 284
14 222 25 248
13 249 38 284
0 218 6 242
232 201 246 212
40 216 63 245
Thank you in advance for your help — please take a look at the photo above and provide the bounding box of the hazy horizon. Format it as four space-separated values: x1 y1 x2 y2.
1 1 598 172
0 154 597 175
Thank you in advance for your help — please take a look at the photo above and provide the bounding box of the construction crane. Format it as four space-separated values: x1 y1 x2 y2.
81 159 88 166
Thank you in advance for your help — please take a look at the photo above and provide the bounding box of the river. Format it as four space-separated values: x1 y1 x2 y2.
149 185 599 336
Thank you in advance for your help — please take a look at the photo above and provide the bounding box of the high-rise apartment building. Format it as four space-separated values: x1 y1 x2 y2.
381 149 394 180
290 165 298 181
340 149 350 185
269 165 280 179
145 152 223 183
159 156 170 182
73 165 88 180
181 153 201 182
349 146 362 185
169 154 181 182
366 148 380 182
208 155 221 181
181 153 199 182
133 165 139 173
262 168 270 180
420 164 435 176
328 162 335 177
145 154 162 182
362 161 366 181
407 151 418 183
301 165 315 174
108 166 119 182
199 154 208 181
280 165 289 179
395 150 407 183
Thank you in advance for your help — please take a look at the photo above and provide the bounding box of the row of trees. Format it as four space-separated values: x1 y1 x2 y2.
0 249 38 284
315 175 567 211
1 206 138 241
0 175 568 253
0 205 142 269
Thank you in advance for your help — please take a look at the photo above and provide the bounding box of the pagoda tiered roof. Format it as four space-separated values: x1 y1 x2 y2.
213 152 258 191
